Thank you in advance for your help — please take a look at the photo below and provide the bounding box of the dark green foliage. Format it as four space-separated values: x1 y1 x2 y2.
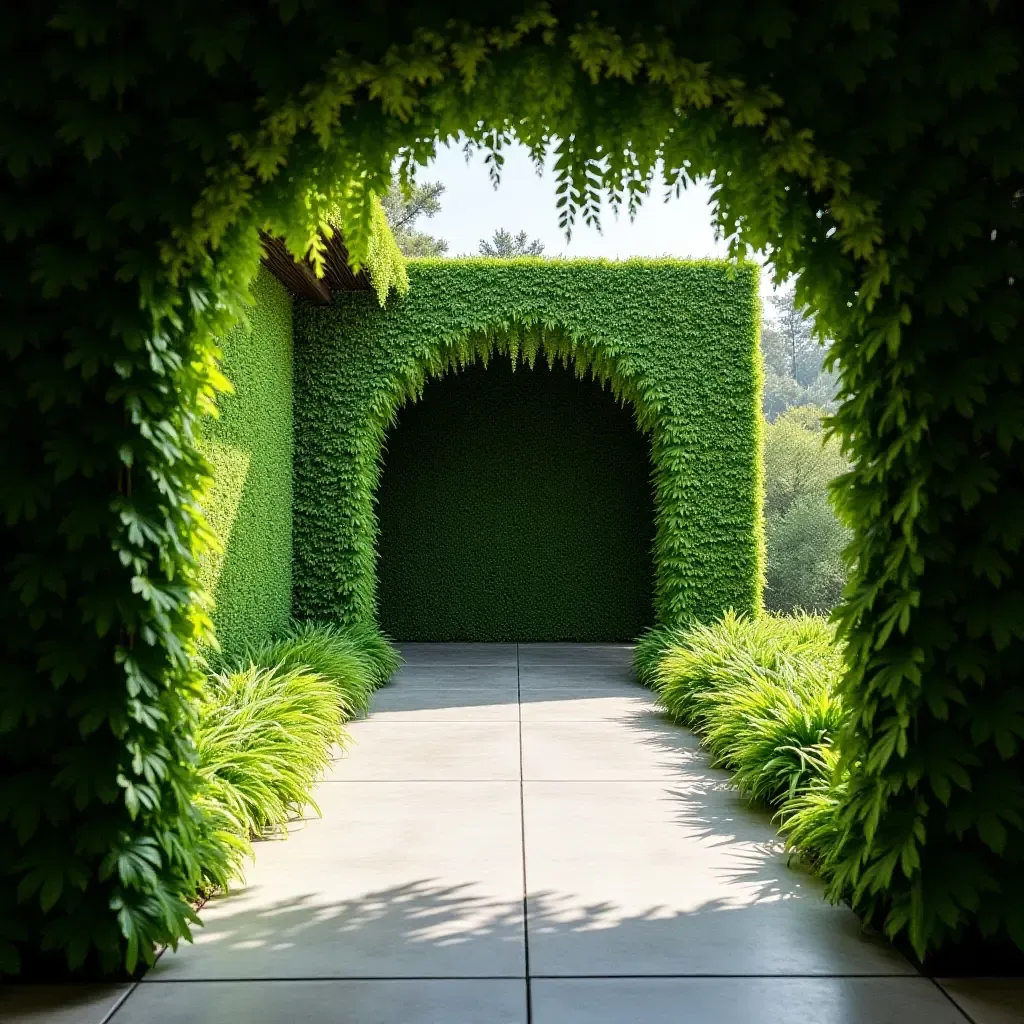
3 0 1022 973
199 268 294 661
293 259 762 633
377 357 655 641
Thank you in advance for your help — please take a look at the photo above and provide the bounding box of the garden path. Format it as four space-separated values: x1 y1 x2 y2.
8 645 1022 1023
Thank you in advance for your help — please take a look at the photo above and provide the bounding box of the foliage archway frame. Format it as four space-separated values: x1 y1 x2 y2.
2 1 1021 973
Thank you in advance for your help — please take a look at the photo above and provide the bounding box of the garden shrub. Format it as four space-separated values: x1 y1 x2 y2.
242 620 401 714
634 624 690 688
194 664 344 874
198 267 295 661
4 0 1021 973
194 621 399 888
293 258 762 635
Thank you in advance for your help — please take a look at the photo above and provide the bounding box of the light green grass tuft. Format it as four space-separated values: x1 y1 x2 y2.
639 610 848 871
194 621 400 888
194 662 345 884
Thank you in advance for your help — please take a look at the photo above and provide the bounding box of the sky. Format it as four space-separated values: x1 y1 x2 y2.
409 137 780 301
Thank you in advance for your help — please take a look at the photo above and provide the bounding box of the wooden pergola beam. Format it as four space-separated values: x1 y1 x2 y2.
259 229 374 303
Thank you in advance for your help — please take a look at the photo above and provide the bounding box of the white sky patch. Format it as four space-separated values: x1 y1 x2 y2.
411 137 779 302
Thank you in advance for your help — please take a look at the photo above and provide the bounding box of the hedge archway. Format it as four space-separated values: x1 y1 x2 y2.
2 2 1021 973
291 259 761 638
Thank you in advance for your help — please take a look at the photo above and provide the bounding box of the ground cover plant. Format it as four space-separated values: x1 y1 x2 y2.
3 0 1021 974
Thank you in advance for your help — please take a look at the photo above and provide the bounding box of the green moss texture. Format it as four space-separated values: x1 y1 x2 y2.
293 259 761 637
376 356 656 640
199 268 294 659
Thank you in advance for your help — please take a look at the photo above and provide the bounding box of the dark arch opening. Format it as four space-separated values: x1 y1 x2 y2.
376 355 656 642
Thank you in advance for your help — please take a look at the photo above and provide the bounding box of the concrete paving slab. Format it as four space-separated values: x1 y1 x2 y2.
143 642 1003 1020
368 686 520 721
523 781 912 976
396 643 517 666
519 694 662 723
152 783 525 980
518 644 634 659
117 980 526 1023
0 985 132 1024
520 720 702 780
531 978 969 1024
389 665 519 688
518 667 640 690
327 721 521 781
939 979 1024 1024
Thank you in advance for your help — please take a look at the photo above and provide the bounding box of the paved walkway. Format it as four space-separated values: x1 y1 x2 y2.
6 645 1021 1022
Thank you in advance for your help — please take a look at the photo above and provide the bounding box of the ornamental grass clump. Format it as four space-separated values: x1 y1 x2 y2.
644 612 848 858
194 622 400 888
242 620 400 716
194 663 344 881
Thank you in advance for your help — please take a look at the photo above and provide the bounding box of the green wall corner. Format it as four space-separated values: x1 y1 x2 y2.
198 266 294 659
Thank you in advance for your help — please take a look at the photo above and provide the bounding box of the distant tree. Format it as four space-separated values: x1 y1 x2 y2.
763 405 851 614
761 287 839 420
479 227 545 257
381 177 449 257
766 288 821 385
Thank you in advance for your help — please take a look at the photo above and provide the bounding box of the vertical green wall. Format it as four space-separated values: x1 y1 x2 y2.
198 267 294 659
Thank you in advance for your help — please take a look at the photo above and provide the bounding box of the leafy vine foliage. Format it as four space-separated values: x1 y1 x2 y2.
292 259 761 635
0 0 1021 972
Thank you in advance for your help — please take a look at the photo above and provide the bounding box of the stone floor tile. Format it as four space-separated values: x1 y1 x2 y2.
396 643 517 666
520 720 702 780
531 978 969 1024
117 979 526 1023
523 781 911 976
388 665 519 688
0 984 132 1024
518 693 661 723
151 782 525 980
938 978 1024 1024
327 721 521 781
368 686 519 721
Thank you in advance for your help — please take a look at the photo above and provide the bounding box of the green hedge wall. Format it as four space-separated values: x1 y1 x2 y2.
199 268 294 660
293 259 762 634
376 356 656 641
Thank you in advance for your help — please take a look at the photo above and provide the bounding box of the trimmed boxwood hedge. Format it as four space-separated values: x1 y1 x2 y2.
292 258 763 634
198 268 294 660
